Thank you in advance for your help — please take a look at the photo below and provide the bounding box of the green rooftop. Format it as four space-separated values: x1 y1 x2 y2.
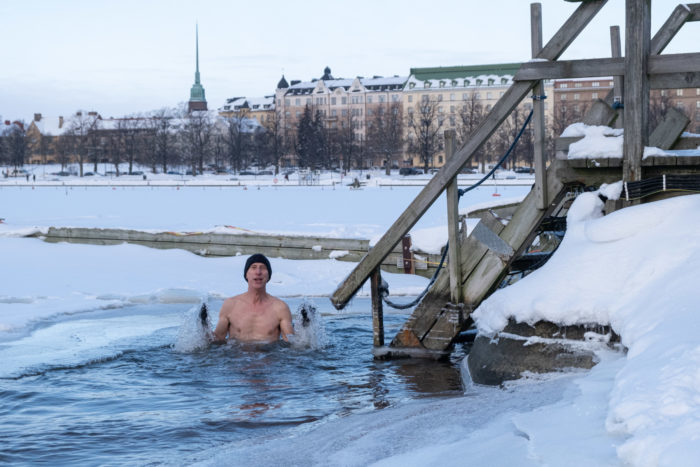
410 63 523 81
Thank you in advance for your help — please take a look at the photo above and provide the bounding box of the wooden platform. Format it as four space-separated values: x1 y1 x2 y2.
32 227 442 278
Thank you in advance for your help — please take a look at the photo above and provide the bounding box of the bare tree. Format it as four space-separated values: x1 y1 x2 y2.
5 121 28 170
367 102 404 174
67 111 100 177
335 110 358 170
406 98 444 171
223 115 250 172
457 94 487 171
181 110 213 175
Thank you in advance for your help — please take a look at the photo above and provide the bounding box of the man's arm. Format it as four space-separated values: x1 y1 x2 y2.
278 302 294 342
212 302 231 343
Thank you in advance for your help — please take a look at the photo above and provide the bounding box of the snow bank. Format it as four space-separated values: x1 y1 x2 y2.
473 191 700 464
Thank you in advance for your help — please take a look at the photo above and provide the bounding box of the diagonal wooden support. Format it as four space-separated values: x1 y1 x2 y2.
331 0 609 310
392 160 580 353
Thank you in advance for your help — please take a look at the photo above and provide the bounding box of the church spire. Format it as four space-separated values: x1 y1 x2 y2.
188 23 208 112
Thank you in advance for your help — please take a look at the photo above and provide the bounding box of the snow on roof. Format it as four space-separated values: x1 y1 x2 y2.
406 73 514 90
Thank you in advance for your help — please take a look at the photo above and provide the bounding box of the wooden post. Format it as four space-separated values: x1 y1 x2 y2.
623 0 650 183
444 130 462 304
401 235 414 274
370 268 385 347
610 25 624 128
531 3 547 210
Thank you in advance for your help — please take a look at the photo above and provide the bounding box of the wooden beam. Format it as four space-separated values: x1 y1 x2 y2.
370 269 385 347
610 25 624 128
651 4 692 55
514 53 700 81
532 2 548 211
444 130 462 304
623 0 650 183
649 106 690 149
330 0 608 310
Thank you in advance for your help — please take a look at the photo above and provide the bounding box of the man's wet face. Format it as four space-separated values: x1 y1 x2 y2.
246 262 269 285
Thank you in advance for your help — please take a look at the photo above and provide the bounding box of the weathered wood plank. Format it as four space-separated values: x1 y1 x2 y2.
582 99 617 126
610 25 624 105
623 0 650 183
444 130 462 304
514 53 700 81
651 4 692 55
532 2 547 211
390 211 505 348
330 0 608 310
422 303 465 351
650 72 700 89
649 107 690 150
371 269 385 347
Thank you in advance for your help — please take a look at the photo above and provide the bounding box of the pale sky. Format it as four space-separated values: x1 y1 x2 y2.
1 0 697 122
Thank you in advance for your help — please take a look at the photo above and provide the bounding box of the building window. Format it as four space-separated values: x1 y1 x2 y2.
661 90 667 97
285 99 290 106
696 101 700 108
438 94 443 102
450 105 455 113
392 94 399 102
408 95 413 103
424 82 431 89
439 81 445 88
438 156 443 164
450 93 455 101
379 95 385 103
296 111 301 117
342 97 347 104
574 93 580 100
331 97 336 105
438 106 443 113
332 109 337 116
488 79 494 86
367 96 373 103
409 82 415 89
592 82 600 87
422 94 429 103
561 94 567 100
474 92 481 99
575 82 583 88
592 92 599 99
486 92 492 99
341 109 347 116
462 93 468 100
677 89 684 97
560 83 568 88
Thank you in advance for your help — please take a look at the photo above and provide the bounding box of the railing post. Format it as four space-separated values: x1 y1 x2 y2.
401 235 414 274
370 268 385 347
444 130 462 304
623 0 650 185
531 2 548 210
610 25 624 128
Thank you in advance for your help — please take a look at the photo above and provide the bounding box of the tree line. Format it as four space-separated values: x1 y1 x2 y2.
1 94 683 176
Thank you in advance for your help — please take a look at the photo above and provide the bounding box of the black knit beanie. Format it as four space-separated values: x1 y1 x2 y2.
244 253 271 281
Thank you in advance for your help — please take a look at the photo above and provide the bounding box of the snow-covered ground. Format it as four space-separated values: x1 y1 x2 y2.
2 161 700 465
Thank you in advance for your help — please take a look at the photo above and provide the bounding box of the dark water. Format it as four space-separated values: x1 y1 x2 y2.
0 298 467 466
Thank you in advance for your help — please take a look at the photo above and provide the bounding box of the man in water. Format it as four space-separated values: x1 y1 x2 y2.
212 253 294 343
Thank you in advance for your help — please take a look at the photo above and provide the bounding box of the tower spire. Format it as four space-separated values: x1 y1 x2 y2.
188 23 207 112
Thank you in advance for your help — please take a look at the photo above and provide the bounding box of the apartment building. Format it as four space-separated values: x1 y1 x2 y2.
275 67 407 166
403 63 554 168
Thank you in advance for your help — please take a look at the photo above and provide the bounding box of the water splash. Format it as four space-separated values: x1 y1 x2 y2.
288 299 327 350
174 302 211 352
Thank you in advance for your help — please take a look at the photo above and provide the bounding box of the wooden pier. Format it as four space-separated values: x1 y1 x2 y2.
33 227 442 278
331 0 700 358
